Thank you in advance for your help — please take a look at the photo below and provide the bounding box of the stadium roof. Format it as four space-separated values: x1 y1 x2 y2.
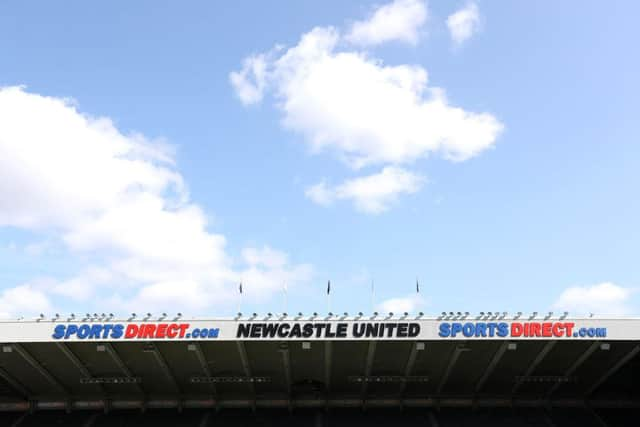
0 316 638 412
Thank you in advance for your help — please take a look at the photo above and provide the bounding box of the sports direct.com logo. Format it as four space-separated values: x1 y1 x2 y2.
438 322 607 338
52 323 219 340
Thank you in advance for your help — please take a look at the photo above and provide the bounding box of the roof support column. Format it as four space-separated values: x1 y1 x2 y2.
0 367 30 399
428 411 440 427
361 341 377 406
190 343 218 399
475 342 508 395
56 343 104 394
9 412 27 427
236 342 255 410
13 344 67 394
585 345 640 397
512 341 556 394
146 344 180 393
546 341 600 398
103 344 144 395
437 344 468 395
279 343 293 411
399 342 419 398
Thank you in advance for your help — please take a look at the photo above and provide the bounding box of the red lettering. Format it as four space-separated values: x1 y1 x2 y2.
142 324 156 339
564 322 575 337
167 324 178 338
552 323 564 337
156 323 168 339
178 323 189 338
125 324 139 339
542 322 552 337
511 323 523 337
530 323 541 337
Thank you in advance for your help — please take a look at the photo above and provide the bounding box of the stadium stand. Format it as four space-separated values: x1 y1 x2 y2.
0 316 637 425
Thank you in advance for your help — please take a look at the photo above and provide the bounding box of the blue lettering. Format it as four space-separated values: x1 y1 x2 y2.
77 324 90 339
439 323 451 337
451 323 463 337
462 323 474 337
112 324 124 339
65 324 78 339
497 323 509 337
52 325 65 339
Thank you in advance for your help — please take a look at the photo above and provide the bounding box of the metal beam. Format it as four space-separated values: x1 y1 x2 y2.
190 343 217 397
102 343 143 395
512 341 556 394
146 344 180 392
236 342 256 408
546 341 600 398
586 405 609 427
360 341 377 401
585 345 640 396
280 345 292 396
428 411 440 427
83 412 99 427
198 411 210 427
0 396 638 411
324 341 332 394
0 367 30 398
542 409 557 427
475 342 508 394
55 343 104 394
437 344 467 394
9 412 27 427
13 344 67 394
399 342 419 397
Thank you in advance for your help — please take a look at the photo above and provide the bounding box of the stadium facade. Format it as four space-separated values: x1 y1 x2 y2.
0 314 638 426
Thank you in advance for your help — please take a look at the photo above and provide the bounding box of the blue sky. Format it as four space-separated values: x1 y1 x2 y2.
0 0 639 319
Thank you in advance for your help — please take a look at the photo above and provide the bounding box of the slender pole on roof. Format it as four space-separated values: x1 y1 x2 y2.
237 282 243 315
370 279 375 314
283 282 288 314
326 280 331 314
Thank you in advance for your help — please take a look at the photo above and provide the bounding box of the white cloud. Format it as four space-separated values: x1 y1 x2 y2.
229 53 269 105
378 293 424 314
231 3 502 212
306 167 425 213
0 284 53 319
0 86 312 316
552 282 634 316
346 0 428 46
447 2 480 46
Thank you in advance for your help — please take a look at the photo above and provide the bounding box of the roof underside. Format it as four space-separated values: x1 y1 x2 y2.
0 340 638 411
